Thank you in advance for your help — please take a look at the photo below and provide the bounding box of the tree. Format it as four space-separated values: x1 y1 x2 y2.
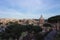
43 23 53 27
33 26 42 33
0 22 3 25
48 15 60 30
3 22 23 40
48 15 60 23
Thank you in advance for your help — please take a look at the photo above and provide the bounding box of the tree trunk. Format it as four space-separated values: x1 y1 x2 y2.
57 21 59 31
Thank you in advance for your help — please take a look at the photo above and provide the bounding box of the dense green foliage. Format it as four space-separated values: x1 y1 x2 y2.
0 22 42 40
48 15 60 23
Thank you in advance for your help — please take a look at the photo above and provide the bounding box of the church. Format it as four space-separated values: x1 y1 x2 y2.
38 15 45 26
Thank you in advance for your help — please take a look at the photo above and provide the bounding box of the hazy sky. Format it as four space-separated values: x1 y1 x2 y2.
0 0 60 19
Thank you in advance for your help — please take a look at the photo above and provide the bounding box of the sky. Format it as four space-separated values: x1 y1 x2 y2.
0 0 60 19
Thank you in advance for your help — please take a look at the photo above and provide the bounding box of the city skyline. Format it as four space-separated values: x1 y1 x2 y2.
0 0 60 19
